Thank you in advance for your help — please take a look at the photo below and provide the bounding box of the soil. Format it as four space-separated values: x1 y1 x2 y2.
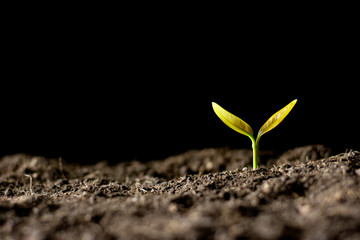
1 145 360 240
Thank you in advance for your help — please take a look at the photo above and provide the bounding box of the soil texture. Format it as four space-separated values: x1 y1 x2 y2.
1 145 360 240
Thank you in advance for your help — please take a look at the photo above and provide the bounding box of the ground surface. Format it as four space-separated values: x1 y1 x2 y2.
0 145 360 240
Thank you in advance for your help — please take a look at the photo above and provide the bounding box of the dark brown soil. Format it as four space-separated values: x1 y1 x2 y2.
1 145 360 240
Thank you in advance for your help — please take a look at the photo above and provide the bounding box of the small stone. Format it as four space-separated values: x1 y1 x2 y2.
5 188 14 196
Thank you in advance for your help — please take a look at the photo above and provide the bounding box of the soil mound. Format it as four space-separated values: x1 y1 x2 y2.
1 145 359 240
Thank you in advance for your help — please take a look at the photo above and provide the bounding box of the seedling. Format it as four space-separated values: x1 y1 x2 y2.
212 99 297 170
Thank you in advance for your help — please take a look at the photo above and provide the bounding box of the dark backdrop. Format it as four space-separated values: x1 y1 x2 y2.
1 7 358 164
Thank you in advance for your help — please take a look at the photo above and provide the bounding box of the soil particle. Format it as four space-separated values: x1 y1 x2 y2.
0 145 359 239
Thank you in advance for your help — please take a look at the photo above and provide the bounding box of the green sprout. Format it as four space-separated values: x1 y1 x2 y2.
212 99 297 170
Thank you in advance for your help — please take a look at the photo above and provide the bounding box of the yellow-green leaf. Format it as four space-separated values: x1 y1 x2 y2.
257 99 297 138
212 102 253 138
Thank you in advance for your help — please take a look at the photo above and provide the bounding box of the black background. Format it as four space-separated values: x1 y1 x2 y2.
1 5 358 164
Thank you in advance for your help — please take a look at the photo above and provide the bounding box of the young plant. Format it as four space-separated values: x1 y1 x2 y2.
212 99 297 170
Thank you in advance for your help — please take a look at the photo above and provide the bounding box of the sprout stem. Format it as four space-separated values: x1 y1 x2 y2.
250 137 259 170
251 140 258 170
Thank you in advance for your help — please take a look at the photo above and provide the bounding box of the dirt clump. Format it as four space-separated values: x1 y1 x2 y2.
0 145 359 240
